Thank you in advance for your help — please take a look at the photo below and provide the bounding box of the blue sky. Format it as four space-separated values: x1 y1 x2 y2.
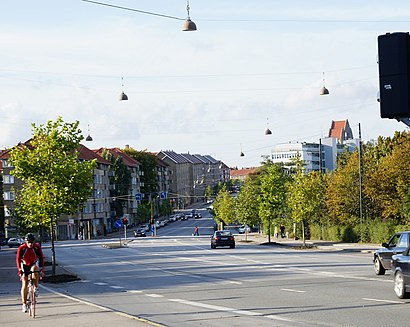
1 0 409 168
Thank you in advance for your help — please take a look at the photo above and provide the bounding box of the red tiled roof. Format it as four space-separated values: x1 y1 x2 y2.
230 167 257 177
328 120 347 140
77 145 111 164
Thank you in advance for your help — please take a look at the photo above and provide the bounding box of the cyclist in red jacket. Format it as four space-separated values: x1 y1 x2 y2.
16 233 44 313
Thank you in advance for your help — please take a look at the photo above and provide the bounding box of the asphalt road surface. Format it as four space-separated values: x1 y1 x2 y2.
39 229 408 327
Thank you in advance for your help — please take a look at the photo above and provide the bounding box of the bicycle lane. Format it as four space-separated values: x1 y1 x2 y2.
0 248 161 327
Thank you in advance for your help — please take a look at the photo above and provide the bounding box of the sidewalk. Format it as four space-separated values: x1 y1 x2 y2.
0 248 159 327
234 232 380 253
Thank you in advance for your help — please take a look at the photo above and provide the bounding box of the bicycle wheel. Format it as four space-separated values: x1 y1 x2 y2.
28 284 36 318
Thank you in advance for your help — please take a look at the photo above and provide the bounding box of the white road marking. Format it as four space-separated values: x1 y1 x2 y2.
281 288 306 293
227 280 243 285
110 285 124 289
362 297 405 304
169 298 297 322
146 293 164 298
94 282 108 285
127 290 143 294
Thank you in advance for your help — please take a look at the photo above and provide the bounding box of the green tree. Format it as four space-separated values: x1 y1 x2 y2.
204 185 212 202
9 117 95 275
213 185 235 227
258 163 287 243
325 151 362 226
365 133 410 222
235 177 260 241
288 170 326 246
122 147 158 195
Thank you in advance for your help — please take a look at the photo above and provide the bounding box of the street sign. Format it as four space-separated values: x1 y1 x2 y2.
114 219 123 229
160 191 167 199
135 193 143 201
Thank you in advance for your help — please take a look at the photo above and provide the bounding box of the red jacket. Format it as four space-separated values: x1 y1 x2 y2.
16 243 44 270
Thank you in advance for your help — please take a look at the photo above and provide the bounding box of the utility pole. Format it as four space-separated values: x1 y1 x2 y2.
358 123 363 242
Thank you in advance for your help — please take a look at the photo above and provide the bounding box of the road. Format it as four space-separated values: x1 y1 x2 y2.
39 219 408 327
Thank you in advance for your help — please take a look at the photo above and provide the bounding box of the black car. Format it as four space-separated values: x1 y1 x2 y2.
373 231 410 275
211 230 235 249
391 247 410 298
134 228 146 237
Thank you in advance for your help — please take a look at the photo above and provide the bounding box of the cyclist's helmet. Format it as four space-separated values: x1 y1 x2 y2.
25 233 35 242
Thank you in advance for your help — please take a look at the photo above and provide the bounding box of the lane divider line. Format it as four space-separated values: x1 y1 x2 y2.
362 297 405 304
39 284 165 327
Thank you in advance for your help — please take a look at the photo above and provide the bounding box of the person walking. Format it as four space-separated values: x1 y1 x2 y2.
193 226 199 236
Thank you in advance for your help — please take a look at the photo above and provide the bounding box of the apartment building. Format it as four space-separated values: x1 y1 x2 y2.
93 147 142 227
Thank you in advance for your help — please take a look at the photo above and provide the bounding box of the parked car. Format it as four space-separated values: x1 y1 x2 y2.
238 225 251 234
185 213 193 219
169 215 177 222
373 231 410 275
391 247 410 298
134 228 146 237
180 214 188 221
7 237 24 248
211 230 235 249
194 213 202 219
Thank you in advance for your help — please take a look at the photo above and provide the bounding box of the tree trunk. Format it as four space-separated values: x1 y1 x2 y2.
50 216 56 276
302 220 306 247
268 220 271 244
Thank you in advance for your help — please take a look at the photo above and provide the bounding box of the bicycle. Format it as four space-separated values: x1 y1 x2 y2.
25 270 39 318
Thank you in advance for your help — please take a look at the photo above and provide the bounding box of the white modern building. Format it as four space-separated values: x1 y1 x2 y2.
270 120 360 172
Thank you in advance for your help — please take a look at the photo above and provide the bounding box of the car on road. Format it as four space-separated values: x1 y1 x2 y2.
139 224 150 232
194 212 202 219
134 228 146 237
373 231 410 275
169 215 177 222
211 230 235 249
7 237 24 248
238 225 251 234
391 247 410 298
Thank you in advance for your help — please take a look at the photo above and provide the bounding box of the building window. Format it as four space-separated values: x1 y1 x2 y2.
4 205 10 217
1 159 12 168
3 191 15 200
3 175 14 184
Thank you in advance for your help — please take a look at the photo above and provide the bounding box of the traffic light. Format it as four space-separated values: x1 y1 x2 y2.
378 32 410 119
122 217 128 226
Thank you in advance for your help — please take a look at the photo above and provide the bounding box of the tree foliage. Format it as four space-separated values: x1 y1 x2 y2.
235 177 260 228
258 163 287 243
213 185 235 226
10 117 95 229
122 147 158 195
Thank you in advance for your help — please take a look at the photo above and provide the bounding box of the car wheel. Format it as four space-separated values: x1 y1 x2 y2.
374 257 386 275
211 244 215 249
394 271 408 299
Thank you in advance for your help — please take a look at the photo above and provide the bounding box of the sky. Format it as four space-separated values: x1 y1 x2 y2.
1 1 410 168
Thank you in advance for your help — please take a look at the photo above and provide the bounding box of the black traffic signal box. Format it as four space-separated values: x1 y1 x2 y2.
378 32 410 119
